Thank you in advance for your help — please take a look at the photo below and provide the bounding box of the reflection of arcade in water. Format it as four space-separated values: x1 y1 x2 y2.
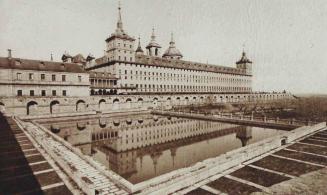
41 114 282 184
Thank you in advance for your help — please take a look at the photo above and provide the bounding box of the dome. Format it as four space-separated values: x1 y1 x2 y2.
162 33 183 59
163 47 183 58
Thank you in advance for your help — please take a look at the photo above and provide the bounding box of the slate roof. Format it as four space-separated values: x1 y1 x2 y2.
105 33 135 42
162 47 183 58
0 57 86 73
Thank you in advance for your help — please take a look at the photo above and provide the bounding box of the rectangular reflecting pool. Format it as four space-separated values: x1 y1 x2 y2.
39 114 286 184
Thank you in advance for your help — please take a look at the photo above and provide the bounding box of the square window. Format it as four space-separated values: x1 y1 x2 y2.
30 90 34 96
52 90 56 96
52 75 56 81
16 73 22 80
62 90 66 96
29 73 34 80
41 90 46 96
17 90 22 96
41 74 45 80
62 75 66 82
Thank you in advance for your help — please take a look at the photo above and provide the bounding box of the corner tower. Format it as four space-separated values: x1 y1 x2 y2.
105 3 135 62
236 50 252 75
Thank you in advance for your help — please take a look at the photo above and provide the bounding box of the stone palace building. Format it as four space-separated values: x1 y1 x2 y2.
0 4 291 117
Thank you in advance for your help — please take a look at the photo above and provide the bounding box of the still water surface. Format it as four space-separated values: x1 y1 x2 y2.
40 114 285 184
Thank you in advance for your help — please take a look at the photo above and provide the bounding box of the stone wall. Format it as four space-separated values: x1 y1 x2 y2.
0 92 292 117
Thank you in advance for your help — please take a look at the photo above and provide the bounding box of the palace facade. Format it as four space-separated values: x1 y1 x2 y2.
0 4 291 117
87 5 252 95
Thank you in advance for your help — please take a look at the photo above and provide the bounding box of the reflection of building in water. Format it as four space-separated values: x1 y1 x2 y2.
170 148 177 168
45 114 242 152
150 151 162 176
42 114 256 183
103 115 242 152
236 127 252 147
95 123 249 182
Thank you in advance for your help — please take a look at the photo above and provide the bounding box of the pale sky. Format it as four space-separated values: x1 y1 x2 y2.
0 0 326 94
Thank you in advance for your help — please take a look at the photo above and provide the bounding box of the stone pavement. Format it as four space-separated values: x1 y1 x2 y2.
0 113 74 194
16 119 129 195
251 167 327 195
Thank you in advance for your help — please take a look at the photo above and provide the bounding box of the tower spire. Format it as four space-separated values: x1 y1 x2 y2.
151 27 156 41
136 35 144 54
138 36 141 47
170 32 175 47
242 43 246 56
116 1 124 34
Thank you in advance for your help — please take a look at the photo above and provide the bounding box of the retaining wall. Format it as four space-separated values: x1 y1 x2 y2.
0 92 292 117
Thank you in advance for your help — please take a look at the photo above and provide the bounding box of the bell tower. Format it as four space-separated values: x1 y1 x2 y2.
105 2 135 62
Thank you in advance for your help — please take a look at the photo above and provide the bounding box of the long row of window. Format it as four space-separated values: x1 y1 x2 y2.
123 84 251 92
17 89 67 97
107 42 133 49
122 70 249 82
118 62 246 75
122 74 250 84
118 64 251 90
15 72 82 82
106 55 133 62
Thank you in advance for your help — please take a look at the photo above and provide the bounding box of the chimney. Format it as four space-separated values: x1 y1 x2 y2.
7 49 12 58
